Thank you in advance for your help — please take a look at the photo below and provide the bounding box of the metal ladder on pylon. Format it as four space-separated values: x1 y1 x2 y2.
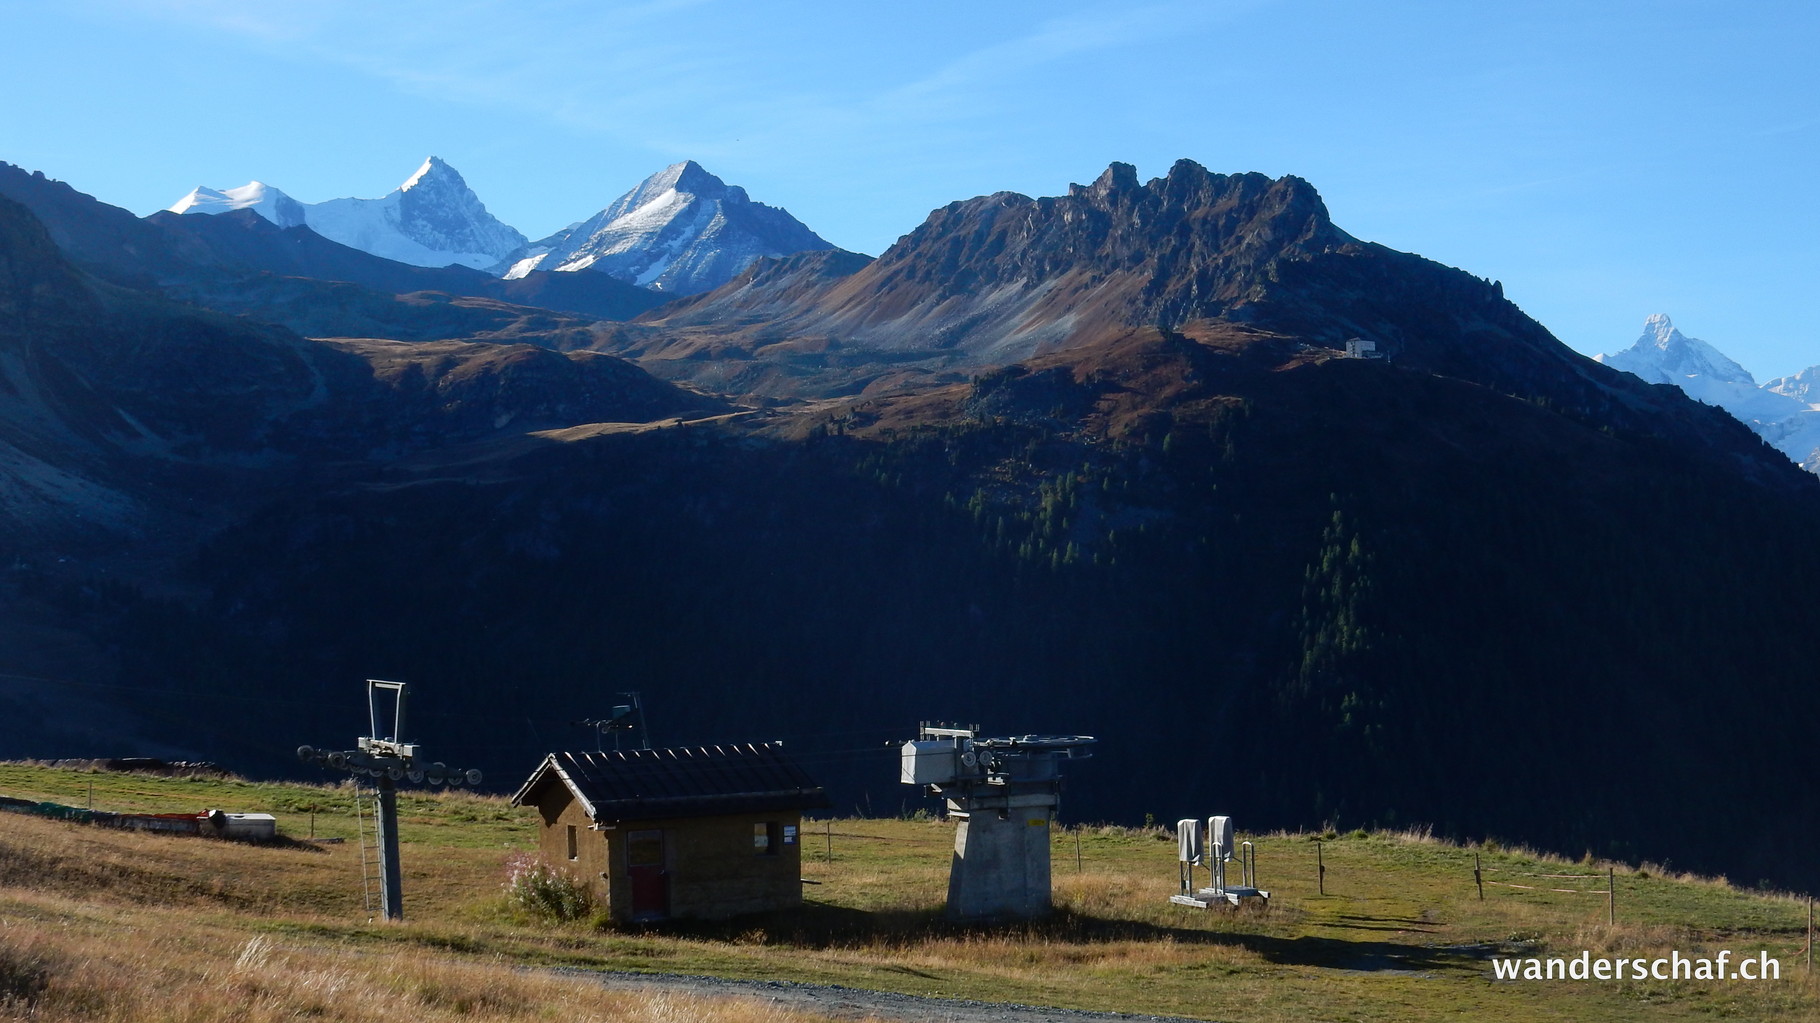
352 781 381 918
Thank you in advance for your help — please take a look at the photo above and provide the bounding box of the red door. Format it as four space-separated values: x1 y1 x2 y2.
626 829 669 920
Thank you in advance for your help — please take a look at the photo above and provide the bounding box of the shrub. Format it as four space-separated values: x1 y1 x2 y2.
502 853 594 922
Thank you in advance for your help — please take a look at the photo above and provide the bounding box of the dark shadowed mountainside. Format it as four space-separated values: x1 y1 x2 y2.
0 192 723 549
3 159 1818 896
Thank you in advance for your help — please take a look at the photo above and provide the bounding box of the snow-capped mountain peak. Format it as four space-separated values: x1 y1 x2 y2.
601 160 742 216
166 180 308 228
1598 313 1757 387
499 162 833 294
164 157 836 288
401 156 452 191
1765 366 1820 405
164 157 526 271
1598 315 1820 473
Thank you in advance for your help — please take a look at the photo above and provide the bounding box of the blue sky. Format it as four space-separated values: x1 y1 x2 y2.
4 1 1816 376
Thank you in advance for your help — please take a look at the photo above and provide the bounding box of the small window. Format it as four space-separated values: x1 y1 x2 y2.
566 824 578 860
754 821 781 855
627 830 665 868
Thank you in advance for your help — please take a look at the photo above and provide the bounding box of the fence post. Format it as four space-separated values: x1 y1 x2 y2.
826 819 833 864
1607 867 1615 926
1318 840 1326 896
1474 853 1483 901
1806 896 1812 974
1074 827 1083 873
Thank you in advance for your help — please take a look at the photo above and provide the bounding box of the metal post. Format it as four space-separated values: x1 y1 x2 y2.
1806 896 1812 974
1474 853 1483 901
1075 827 1083 873
302 680 477 923
354 784 374 914
375 774 403 922
628 692 649 750
1318 840 1326 896
826 819 833 863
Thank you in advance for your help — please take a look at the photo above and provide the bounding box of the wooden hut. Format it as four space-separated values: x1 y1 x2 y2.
509 743 829 922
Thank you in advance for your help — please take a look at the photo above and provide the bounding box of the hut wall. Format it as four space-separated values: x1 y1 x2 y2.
530 786 611 898
599 811 804 922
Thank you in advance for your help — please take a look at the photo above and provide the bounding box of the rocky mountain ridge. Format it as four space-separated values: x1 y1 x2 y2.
616 160 1793 497
646 161 1359 358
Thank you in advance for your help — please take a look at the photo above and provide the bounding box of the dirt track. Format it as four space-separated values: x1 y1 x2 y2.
576 968 1214 1023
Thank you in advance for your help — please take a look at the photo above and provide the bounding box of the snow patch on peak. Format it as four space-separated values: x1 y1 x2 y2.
165 185 225 213
649 160 721 195
401 156 447 191
163 158 526 270
597 161 731 224
400 155 473 197
1596 313 1756 387
166 180 307 228
1765 365 1820 405
1599 315 1820 474
497 161 832 294
501 249 551 281
1641 312 1676 344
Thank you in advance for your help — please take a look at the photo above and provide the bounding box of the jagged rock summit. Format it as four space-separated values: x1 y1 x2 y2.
1595 313 1757 387
646 156 1575 393
499 160 834 294
166 157 527 271
649 159 1364 360
1598 314 1820 472
625 160 1798 499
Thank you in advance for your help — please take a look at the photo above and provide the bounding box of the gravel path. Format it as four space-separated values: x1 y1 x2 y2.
576 969 1213 1023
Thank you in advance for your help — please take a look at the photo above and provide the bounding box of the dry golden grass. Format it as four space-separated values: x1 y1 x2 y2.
2 766 1817 1022
0 891 862 1023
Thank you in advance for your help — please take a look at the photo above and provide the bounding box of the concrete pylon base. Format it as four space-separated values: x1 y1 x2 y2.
946 793 1055 920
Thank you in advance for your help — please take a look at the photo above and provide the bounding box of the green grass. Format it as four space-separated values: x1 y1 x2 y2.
1 762 1815 1022
0 760 533 846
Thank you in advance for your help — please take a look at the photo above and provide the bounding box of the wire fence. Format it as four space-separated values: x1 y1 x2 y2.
1473 852 1615 922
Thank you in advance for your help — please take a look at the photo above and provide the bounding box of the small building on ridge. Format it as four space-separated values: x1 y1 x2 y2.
509 743 829 923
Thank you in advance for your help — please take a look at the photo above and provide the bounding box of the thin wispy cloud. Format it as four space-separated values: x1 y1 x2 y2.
103 0 724 138
95 0 1262 170
877 3 1237 114
646 1 1273 184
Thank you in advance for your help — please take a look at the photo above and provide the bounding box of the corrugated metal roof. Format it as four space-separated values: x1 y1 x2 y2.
509 743 830 822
